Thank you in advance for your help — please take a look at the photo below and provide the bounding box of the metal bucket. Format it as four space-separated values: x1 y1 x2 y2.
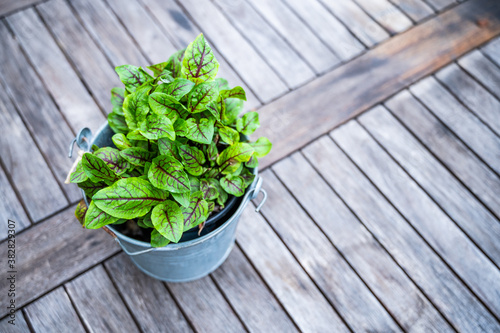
69 124 267 282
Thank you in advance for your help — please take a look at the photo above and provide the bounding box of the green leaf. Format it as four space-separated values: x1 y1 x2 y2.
141 212 154 228
174 118 189 137
84 201 119 229
93 178 168 219
94 147 130 175
185 117 215 144
181 191 209 229
206 141 218 162
222 98 244 125
151 229 170 247
249 137 272 158
79 179 108 198
75 200 87 225
220 175 245 197
178 144 206 176
187 81 219 114
182 33 219 84
123 86 152 130
152 201 184 243
217 143 254 168
246 155 258 168
172 192 190 208
236 111 260 135
206 100 222 122
70 159 88 183
111 87 125 115
112 133 132 150
207 201 215 214
115 65 153 92
149 92 183 122
108 112 128 134
82 153 120 184
140 113 175 141
158 137 178 158
189 176 201 192
215 78 229 90
148 155 191 193
160 78 195 100
147 62 168 76
214 181 228 207
219 126 239 145
126 129 147 141
121 147 155 167
165 48 185 78
200 178 219 201
220 86 246 101
240 168 256 187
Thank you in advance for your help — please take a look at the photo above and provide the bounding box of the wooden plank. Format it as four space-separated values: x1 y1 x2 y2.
24 287 85 333
211 246 299 333
410 76 500 175
258 171 401 332
7 8 106 133
302 136 500 332
281 0 365 62
0 310 30 332
37 0 120 113
166 277 246 333
236 206 348 332
66 265 139 332
458 49 500 99
273 153 453 332
436 63 500 136
0 205 119 318
0 21 81 202
0 166 30 241
424 0 456 11
0 83 66 223
353 0 413 34
255 0 500 169
333 116 500 318
386 90 500 220
174 0 288 103
0 0 44 17
213 0 315 89
138 0 261 110
317 0 389 47
482 36 500 66
242 0 340 74
104 253 193 333
388 0 435 22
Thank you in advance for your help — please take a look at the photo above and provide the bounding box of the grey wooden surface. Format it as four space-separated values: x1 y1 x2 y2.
0 0 499 331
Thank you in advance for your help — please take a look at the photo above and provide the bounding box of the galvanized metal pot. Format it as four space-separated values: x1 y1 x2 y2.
69 124 267 282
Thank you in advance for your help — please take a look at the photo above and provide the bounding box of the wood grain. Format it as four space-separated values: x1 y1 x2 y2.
0 21 81 202
281 0 365 61
236 205 349 332
273 153 452 332
212 245 299 333
389 0 435 22
7 8 106 133
303 136 500 332
410 76 500 175
482 36 500 66
258 171 401 332
254 0 500 169
66 265 140 332
0 205 119 318
334 116 500 318
213 0 315 89
24 287 86 333
166 276 246 333
0 0 44 17
353 0 413 34
37 0 121 113
458 49 500 100
104 253 193 333
424 0 456 11
0 166 30 241
386 90 500 221
138 0 261 110
0 310 30 332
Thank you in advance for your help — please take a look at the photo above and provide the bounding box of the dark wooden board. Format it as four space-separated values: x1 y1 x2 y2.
0 165 30 241
258 171 401 332
458 49 500 100
254 0 500 169
410 76 500 175
302 135 500 332
389 0 435 22
174 0 288 103
386 90 500 224
333 116 500 318
24 287 86 333
236 206 348 332
166 276 246 333
65 265 140 332
136 0 261 110
37 0 121 114
0 21 81 202
353 0 413 34
424 0 456 11
0 205 119 318
0 82 66 223
273 153 452 332
317 0 389 47
7 8 106 133
482 36 500 66
212 246 299 333
0 310 30 332
243 0 340 74
104 253 193 333
281 0 365 62
213 0 315 89
0 0 44 17
436 63 500 136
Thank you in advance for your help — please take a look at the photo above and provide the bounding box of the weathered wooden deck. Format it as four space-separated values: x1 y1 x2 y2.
1 0 500 331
